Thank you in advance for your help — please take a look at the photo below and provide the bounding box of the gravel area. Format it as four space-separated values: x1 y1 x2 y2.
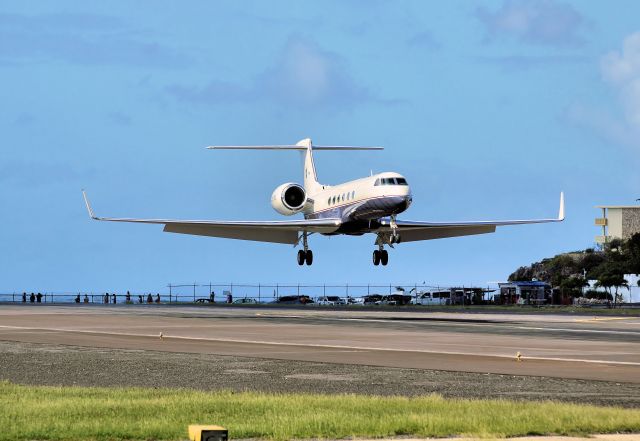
1 340 638 408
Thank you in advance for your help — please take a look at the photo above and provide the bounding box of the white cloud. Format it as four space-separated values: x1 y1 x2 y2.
570 32 640 149
602 32 640 128
168 36 373 111
476 0 586 47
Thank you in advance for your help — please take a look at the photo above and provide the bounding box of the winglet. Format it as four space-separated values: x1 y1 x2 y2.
82 190 98 220
558 192 565 221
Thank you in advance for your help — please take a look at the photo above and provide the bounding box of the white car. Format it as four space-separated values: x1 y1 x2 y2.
411 290 451 306
316 296 347 305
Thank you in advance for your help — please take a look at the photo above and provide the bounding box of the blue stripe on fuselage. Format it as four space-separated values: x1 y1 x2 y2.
305 195 409 221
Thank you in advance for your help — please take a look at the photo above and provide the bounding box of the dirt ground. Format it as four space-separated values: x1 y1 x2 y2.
1 340 638 408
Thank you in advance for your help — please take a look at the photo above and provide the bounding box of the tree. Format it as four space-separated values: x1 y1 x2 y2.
594 263 628 308
623 233 640 275
559 276 588 298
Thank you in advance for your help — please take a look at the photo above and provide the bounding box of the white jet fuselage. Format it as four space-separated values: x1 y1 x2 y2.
303 172 412 234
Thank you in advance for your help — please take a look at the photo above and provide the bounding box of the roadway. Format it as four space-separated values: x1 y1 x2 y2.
1 305 639 382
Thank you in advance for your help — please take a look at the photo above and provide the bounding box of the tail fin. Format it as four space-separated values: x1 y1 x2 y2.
296 138 323 194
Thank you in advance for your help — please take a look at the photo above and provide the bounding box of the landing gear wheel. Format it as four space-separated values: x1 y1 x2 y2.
373 250 381 266
380 249 389 266
297 250 305 266
305 250 313 265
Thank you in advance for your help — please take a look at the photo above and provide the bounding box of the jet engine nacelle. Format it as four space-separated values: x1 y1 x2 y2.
271 183 307 215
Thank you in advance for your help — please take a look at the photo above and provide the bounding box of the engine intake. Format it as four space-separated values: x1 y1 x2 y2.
271 183 307 215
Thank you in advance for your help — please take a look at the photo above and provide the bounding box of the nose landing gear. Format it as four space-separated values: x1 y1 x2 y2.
296 232 313 266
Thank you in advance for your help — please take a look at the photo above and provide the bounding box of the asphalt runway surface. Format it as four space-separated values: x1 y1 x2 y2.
1 304 639 407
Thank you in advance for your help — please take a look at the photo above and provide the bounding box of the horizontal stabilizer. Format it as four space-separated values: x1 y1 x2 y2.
207 145 383 150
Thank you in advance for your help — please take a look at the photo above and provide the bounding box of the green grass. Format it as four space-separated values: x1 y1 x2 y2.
1 381 639 440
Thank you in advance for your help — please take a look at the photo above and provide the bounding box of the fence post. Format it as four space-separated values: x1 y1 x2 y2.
258 284 261 303
346 283 349 298
193 283 196 303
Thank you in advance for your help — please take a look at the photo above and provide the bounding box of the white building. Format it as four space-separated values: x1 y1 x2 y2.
595 205 640 244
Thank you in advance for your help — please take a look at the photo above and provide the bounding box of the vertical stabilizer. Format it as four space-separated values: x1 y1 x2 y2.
297 138 323 194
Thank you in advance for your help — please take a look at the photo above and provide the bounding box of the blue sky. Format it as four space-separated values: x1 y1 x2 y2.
2 1 640 293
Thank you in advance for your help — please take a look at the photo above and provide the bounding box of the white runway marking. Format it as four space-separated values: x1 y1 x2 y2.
1 324 639 367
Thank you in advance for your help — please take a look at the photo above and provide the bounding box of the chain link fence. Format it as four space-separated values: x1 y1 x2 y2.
0 283 497 306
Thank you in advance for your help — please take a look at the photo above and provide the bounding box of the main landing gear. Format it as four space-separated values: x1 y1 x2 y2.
297 249 313 265
296 232 313 266
372 248 388 266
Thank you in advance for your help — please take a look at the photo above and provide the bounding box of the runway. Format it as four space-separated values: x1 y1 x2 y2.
1 305 639 383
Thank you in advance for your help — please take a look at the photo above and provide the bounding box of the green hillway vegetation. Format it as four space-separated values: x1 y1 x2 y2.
2 382 640 440
510 233 640 306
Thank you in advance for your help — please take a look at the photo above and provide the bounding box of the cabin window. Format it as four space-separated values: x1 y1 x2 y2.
342 194 345 201
352 191 355 198
374 178 380 186
332 196 336 204
327 197 331 205
396 177 408 185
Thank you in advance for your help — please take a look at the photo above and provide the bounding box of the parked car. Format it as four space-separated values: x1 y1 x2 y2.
233 298 259 304
412 291 451 306
380 294 413 305
316 296 347 306
352 294 383 305
272 295 314 304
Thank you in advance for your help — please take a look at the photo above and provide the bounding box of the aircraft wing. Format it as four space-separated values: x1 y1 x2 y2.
379 193 565 242
82 191 341 244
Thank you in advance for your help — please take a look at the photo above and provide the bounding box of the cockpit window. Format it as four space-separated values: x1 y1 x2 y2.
375 177 408 186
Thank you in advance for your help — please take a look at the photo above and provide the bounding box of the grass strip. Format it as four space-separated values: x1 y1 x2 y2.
1 381 639 440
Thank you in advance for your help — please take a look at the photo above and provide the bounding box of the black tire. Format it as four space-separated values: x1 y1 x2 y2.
381 249 389 266
305 249 313 265
373 250 380 266
297 250 305 265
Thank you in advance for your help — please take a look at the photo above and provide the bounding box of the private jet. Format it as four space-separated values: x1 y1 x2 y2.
83 138 564 266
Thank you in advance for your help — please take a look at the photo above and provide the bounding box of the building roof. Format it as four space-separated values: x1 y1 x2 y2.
499 281 550 287
596 205 640 209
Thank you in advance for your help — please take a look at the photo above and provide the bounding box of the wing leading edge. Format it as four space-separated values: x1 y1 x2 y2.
380 192 565 242
82 191 341 244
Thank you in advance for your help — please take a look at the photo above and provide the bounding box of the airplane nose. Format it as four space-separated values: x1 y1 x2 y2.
402 195 412 211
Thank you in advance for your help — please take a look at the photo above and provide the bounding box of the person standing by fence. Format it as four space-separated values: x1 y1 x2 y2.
22 292 26 303
36 292 42 303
